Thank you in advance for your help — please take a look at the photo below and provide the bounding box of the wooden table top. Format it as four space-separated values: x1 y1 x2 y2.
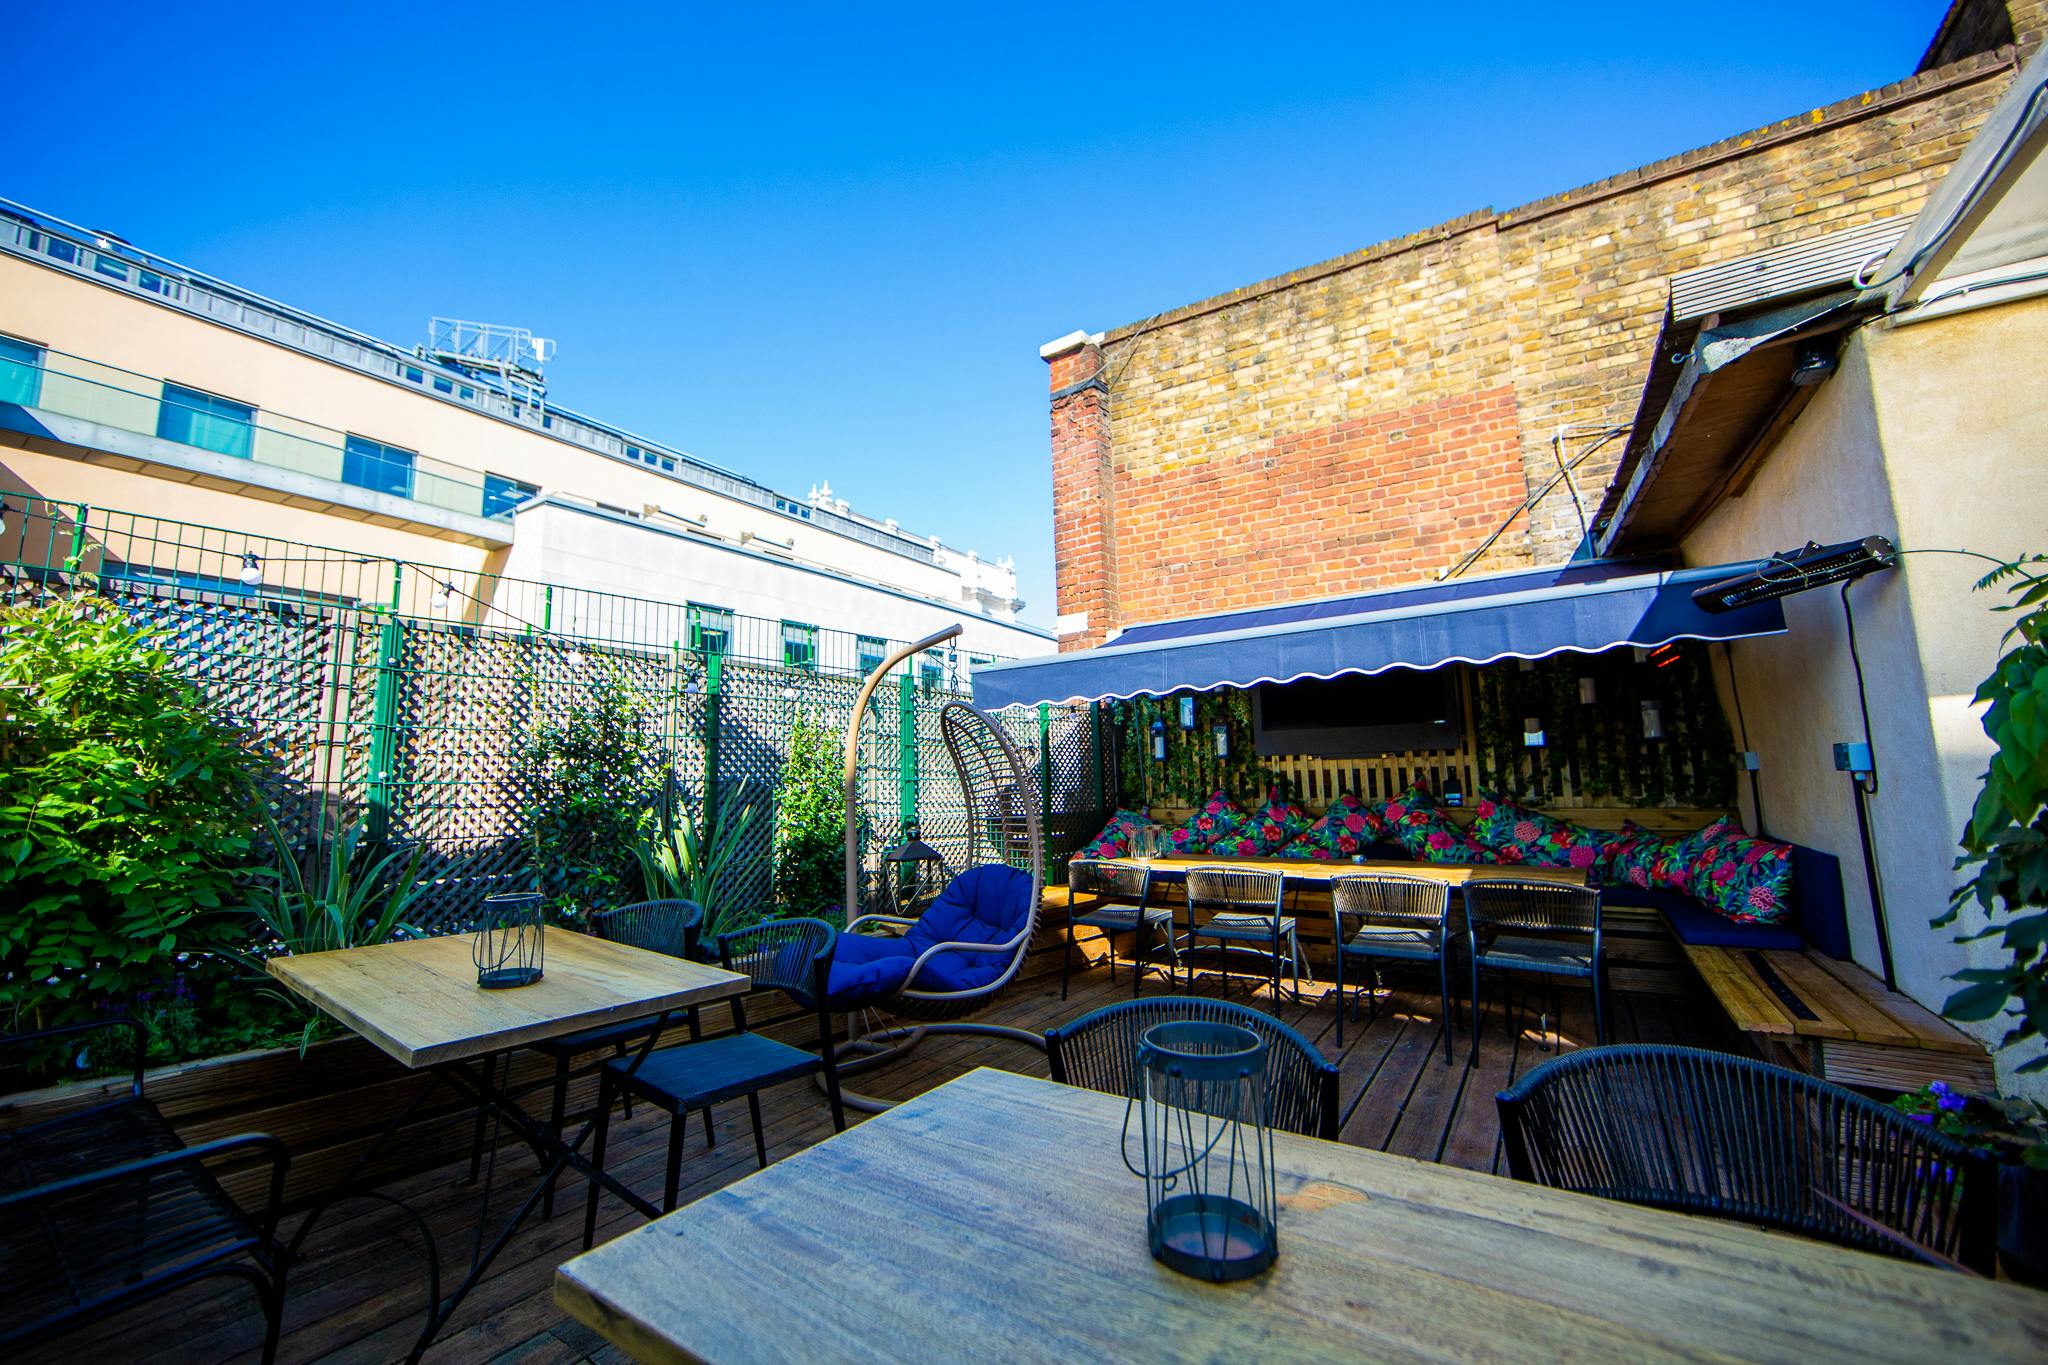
554 1068 2047 1364
1101 854 1587 887
268 930 748 1069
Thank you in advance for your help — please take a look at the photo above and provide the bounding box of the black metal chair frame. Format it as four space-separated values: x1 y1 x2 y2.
1329 872 1454 1060
1463 878 1604 1061
0 1019 291 1363
1045 995 1341 1140
1496 1043 1998 1274
1062 859 1179 1000
508 899 704 1217
1181 866 1304 1011
583 917 845 1248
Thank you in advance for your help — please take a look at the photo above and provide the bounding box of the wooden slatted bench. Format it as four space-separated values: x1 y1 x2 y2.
1679 941 1993 1094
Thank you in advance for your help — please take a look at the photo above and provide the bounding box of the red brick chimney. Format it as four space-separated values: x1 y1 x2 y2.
1043 330 1113 651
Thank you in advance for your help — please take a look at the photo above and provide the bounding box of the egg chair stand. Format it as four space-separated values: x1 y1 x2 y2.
818 625 1047 1112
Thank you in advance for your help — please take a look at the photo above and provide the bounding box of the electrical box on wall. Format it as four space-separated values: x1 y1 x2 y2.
1832 741 1873 774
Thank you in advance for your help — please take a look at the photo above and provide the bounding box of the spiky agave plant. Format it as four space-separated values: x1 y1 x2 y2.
634 779 772 946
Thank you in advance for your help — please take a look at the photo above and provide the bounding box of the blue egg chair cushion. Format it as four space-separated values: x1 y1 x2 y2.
826 864 1035 1009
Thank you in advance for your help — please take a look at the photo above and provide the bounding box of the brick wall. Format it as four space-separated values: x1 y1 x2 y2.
1046 37 2031 650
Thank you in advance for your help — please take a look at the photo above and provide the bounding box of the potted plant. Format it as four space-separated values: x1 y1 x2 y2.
1891 1082 2048 1280
1935 552 2048 1278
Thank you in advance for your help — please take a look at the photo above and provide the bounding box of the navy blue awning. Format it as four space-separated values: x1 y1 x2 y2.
973 558 1785 709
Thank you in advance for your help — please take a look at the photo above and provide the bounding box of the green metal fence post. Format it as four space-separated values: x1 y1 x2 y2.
1038 702 1053 870
703 650 724 835
365 562 405 843
897 673 917 834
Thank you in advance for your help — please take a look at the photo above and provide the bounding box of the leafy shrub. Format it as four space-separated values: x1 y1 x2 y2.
774 711 845 921
515 673 663 922
1940 554 2048 1072
0 599 261 1042
635 780 771 944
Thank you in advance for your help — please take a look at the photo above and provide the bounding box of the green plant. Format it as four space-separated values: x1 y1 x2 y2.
515 673 663 922
228 810 427 1050
240 812 426 958
774 712 846 920
635 780 771 942
1938 554 2048 1072
1892 1081 2048 1168
0 598 261 1043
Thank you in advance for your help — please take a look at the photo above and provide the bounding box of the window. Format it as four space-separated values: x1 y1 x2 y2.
342 434 416 498
774 496 814 521
92 253 128 281
856 635 888 678
157 383 254 458
402 365 424 384
482 473 538 520
432 376 454 394
690 603 733 658
782 621 818 671
0 336 43 407
919 661 944 696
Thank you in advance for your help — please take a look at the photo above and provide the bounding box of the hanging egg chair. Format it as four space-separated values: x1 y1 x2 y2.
821 625 1046 1110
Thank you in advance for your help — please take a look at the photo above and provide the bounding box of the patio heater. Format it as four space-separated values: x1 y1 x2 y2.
879 819 947 914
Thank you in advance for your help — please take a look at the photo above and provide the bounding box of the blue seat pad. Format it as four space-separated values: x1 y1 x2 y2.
607 1033 820 1109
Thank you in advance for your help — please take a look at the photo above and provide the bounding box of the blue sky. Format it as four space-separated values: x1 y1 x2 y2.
10 1 1946 628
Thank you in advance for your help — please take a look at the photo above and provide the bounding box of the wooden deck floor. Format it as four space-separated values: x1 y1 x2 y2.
29 958 1733 1364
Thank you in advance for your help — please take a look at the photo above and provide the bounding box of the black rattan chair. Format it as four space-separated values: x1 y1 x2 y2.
583 917 844 1248
1463 878 1603 1061
1044 996 1340 1140
516 898 704 1217
1183 866 1305 1010
1329 872 1454 1058
1496 1043 1997 1274
1063 859 1179 1000
0 1019 291 1362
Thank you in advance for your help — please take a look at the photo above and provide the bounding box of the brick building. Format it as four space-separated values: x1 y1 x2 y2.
1044 0 2044 651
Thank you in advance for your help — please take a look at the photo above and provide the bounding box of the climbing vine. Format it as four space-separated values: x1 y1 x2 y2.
1471 643 1733 807
1111 690 1274 808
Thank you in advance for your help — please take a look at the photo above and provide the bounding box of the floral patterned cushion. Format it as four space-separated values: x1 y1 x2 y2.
1379 777 1437 823
1074 807 1152 861
1470 792 1613 872
1212 788 1314 857
1685 832 1794 924
1167 791 1246 854
1275 791 1385 861
1595 821 1681 890
1386 804 1495 865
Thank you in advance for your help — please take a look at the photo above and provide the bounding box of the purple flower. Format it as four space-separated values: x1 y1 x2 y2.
1909 1112 1935 1126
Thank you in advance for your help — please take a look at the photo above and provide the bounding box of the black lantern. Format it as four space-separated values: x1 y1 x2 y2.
1121 1020 1278 1282
880 820 947 914
474 892 545 988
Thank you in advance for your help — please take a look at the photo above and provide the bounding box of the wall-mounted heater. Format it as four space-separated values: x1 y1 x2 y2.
1691 536 1897 613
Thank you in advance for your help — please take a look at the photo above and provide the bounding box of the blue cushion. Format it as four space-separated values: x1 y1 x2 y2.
1788 845 1850 960
1659 893 1806 951
825 864 1035 1006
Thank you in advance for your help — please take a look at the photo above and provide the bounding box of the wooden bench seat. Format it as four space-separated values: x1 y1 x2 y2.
1679 941 1993 1093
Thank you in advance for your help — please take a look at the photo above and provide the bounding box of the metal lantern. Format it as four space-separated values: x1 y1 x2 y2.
880 820 948 913
474 892 546 989
1121 1020 1278 1282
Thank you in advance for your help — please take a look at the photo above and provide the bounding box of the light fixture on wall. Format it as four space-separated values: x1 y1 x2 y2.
1578 676 1597 704
238 552 264 588
1150 719 1167 762
1441 771 1465 807
1212 723 1230 758
1789 338 1839 387
1178 695 1197 730
1523 716 1546 748
1641 699 1665 741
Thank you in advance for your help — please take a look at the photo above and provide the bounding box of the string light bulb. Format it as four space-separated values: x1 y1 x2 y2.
431 580 455 612
566 646 587 669
0 497 10 535
238 552 264 588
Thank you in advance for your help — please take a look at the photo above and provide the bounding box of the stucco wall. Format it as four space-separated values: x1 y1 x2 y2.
1684 297 2048 1088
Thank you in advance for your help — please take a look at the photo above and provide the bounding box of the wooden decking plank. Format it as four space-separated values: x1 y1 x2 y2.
1803 953 1986 1054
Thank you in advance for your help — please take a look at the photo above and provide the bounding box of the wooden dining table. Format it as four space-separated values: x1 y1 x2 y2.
270 930 748 1362
555 1066 2048 1363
